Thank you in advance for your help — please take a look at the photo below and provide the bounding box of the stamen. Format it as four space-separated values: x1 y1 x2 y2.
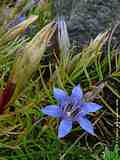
66 111 71 117
63 100 74 112
63 102 69 112
71 107 80 117
63 100 80 118
65 103 74 112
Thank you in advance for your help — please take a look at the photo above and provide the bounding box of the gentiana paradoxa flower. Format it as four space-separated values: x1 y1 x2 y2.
7 15 26 29
41 84 103 138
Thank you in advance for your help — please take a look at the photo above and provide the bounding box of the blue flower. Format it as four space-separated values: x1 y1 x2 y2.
18 15 26 23
41 84 102 138
7 15 26 29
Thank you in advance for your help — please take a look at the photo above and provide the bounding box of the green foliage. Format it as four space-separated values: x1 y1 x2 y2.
103 146 120 160
0 0 120 160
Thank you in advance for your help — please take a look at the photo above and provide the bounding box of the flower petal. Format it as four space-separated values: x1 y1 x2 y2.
71 84 83 100
81 102 102 113
18 15 26 22
41 105 60 117
58 119 72 138
53 88 67 102
77 116 94 135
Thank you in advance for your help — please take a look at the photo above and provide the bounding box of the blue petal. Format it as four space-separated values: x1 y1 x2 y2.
58 119 72 138
18 15 26 23
53 88 67 102
71 84 83 100
81 102 102 113
77 116 94 135
41 105 61 117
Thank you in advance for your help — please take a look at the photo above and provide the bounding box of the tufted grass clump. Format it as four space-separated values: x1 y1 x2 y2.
103 146 120 160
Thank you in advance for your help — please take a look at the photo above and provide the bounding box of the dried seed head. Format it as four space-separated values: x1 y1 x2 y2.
57 16 70 54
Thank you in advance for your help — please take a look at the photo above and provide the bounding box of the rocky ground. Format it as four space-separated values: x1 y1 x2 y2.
54 0 120 48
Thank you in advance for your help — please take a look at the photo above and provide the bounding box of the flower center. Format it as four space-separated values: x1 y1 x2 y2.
63 102 80 118
66 111 71 117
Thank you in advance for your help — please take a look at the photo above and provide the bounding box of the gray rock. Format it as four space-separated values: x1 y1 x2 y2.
54 0 120 48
